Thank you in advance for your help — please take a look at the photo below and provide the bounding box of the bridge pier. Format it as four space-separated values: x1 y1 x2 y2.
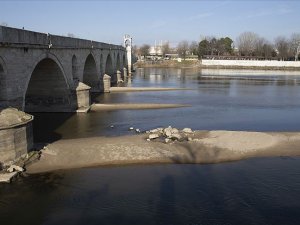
117 70 123 83
123 67 128 79
0 108 33 163
103 74 111 93
75 82 91 111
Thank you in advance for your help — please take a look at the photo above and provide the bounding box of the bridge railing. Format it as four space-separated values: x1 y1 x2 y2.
0 25 124 50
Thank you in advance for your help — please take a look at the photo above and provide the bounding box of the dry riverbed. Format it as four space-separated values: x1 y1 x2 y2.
26 128 300 174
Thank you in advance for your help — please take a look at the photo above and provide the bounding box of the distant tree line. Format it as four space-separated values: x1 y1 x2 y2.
135 31 300 61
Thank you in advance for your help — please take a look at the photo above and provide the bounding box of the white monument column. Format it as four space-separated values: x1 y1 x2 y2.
124 34 133 75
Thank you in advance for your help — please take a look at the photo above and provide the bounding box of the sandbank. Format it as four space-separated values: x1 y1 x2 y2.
26 130 300 174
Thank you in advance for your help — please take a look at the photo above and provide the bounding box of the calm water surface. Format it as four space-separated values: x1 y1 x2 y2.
33 68 300 142
1 68 300 225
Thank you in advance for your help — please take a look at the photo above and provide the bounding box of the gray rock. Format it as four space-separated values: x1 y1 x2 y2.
183 128 193 134
171 128 179 134
165 138 171 143
170 133 182 141
149 128 163 134
135 129 141 133
164 127 179 138
129 127 134 130
7 165 24 173
0 172 18 183
149 133 160 140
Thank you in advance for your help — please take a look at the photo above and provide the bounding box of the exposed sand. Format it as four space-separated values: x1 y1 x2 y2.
91 103 189 111
109 87 191 92
26 131 300 174
194 131 278 152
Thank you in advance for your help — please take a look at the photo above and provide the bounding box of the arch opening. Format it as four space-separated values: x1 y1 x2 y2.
105 54 115 83
83 54 98 90
25 58 73 112
72 55 78 83
0 63 6 107
123 54 126 68
116 54 121 71
99 54 104 91
100 54 103 75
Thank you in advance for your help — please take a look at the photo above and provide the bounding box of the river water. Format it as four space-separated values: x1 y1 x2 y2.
1 68 300 225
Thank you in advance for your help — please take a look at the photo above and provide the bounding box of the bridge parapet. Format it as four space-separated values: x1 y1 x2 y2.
0 26 128 112
0 26 124 50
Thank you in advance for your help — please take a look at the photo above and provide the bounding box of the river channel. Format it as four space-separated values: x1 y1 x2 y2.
1 68 300 225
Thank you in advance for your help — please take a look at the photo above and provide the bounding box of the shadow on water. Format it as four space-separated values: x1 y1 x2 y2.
156 175 178 225
31 112 75 143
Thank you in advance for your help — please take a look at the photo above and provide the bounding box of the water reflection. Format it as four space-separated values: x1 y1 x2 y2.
2 68 300 225
32 68 300 142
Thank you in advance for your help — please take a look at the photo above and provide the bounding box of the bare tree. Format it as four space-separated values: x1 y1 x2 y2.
161 41 170 57
275 36 289 60
236 32 259 56
139 44 150 59
189 41 198 55
254 37 274 58
289 33 300 61
177 40 189 60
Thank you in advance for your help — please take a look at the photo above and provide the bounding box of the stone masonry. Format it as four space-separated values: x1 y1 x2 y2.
0 26 128 112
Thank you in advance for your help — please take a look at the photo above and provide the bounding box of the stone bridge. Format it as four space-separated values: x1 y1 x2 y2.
0 26 128 112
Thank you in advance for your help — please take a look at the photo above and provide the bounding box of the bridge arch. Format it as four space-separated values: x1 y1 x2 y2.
0 57 7 107
72 55 79 82
116 53 121 71
100 54 103 75
83 53 99 90
24 55 73 112
105 54 115 83
122 54 126 68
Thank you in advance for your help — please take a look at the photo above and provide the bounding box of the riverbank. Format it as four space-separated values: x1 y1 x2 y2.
135 60 200 68
135 60 300 71
26 130 300 174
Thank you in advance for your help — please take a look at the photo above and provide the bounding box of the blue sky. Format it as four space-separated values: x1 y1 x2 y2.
0 0 299 46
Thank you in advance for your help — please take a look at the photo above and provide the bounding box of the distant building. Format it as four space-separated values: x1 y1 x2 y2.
149 40 164 56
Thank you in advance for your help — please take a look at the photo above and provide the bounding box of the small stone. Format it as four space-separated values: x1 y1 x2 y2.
149 133 160 140
135 129 141 133
183 128 193 133
42 147 57 156
129 127 134 130
170 133 182 141
146 131 150 134
0 172 18 183
149 128 163 133
7 165 24 173
146 138 151 141
188 137 193 141
171 128 179 134
165 138 171 143
164 127 179 137
110 125 114 128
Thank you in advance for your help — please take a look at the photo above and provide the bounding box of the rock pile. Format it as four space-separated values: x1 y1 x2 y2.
146 126 194 143
0 151 40 183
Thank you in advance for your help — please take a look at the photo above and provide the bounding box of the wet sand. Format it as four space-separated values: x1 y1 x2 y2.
27 131 300 174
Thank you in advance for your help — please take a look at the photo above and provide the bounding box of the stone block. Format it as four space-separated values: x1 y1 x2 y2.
0 108 33 163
